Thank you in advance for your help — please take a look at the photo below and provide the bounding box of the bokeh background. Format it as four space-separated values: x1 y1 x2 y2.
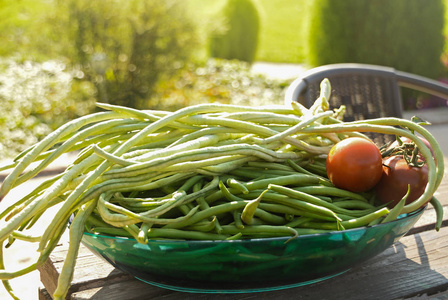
1 0 448 162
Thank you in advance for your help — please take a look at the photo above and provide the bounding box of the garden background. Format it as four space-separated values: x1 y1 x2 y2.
1 0 448 161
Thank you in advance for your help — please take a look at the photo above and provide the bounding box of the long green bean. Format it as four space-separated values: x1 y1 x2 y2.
0 111 123 198
52 200 96 300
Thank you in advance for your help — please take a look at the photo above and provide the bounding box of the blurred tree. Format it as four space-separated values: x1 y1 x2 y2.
307 0 445 79
47 0 199 108
209 0 260 63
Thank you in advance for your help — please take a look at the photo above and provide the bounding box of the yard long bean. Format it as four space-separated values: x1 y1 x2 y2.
0 78 444 300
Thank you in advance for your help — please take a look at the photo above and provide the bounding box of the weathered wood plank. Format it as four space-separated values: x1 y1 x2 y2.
37 241 133 298
38 287 52 300
70 279 174 300
41 225 448 300
401 288 448 299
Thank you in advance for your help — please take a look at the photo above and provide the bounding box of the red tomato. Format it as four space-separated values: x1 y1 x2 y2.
375 156 429 208
326 137 383 193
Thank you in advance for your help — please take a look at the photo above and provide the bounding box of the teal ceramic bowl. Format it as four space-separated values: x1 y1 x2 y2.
81 207 424 293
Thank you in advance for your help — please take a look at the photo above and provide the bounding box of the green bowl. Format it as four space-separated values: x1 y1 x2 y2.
81 207 424 293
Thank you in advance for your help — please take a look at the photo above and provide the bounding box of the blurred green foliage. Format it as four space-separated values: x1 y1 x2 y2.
0 58 290 160
209 0 260 63
0 0 203 159
149 58 290 111
306 0 446 79
254 0 310 63
0 0 46 57
186 0 309 63
1 0 200 107
0 58 96 159
1 0 448 160
51 0 199 109
3 0 448 66
0 0 290 160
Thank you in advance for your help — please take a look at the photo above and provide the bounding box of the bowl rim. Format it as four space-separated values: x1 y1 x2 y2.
82 205 426 244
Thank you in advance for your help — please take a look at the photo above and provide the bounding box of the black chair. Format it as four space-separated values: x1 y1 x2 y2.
284 63 448 143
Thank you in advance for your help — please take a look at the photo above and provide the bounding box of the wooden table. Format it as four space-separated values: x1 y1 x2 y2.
38 160 448 300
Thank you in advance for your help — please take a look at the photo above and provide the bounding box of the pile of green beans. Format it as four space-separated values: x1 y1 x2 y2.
0 79 444 299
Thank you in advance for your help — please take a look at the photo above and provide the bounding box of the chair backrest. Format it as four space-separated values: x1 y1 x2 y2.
284 63 448 144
